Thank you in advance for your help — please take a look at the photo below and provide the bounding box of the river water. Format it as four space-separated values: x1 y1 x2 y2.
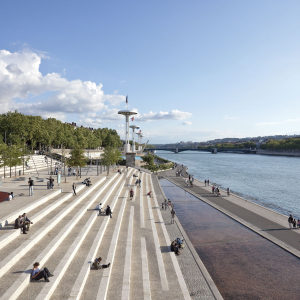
156 151 300 218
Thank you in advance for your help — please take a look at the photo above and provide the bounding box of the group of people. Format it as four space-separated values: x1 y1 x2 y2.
212 186 221 196
204 179 210 186
135 178 141 187
31 255 110 282
171 238 184 255
68 167 77 176
14 213 33 234
288 215 300 229
94 203 113 218
46 176 55 190
83 178 92 186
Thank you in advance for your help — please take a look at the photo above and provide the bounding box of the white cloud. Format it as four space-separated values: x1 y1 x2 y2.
182 121 192 125
117 124 124 128
0 49 117 115
255 122 280 126
135 109 192 122
284 118 300 122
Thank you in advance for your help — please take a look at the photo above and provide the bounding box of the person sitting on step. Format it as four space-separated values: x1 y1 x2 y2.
22 213 33 231
92 257 110 270
31 262 54 282
14 215 27 234
147 191 152 197
171 241 180 255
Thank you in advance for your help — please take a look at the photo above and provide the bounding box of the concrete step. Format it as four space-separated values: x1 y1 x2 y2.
0 189 62 228
0 184 87 248
0 173 121 300
0 177 106 279
78 171 134 300
66 180 126 300
96 190 128 300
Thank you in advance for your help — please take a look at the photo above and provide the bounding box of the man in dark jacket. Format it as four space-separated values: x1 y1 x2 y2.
22 213 33 231
106 206 112 218
14 215 27 234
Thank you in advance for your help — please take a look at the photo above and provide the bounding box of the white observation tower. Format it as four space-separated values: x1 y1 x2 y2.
129 125 139 153
118 110 137 153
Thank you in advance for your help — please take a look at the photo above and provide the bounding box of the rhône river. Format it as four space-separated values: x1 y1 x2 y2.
156 150 300 218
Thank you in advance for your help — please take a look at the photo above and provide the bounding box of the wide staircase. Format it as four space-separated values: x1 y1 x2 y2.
0 167 191 300
0 155 61 178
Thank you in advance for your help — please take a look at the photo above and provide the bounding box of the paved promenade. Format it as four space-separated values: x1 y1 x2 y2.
160 168 300 261
0 162 224 300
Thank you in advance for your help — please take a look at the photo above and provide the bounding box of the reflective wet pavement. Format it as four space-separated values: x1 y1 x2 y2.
160 179 300 300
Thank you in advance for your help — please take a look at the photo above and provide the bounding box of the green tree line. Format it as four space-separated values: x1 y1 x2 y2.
199 142 256 150
260 138 300 151
0 111 122 150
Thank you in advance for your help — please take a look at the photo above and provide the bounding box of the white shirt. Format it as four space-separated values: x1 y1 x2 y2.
95 204 102 210
8 195 12 201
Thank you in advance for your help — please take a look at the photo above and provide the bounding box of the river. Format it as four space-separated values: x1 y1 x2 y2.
155 150 300 218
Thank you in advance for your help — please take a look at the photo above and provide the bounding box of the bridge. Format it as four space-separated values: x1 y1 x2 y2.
145 148 257 154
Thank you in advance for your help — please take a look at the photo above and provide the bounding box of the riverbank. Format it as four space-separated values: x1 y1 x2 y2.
257 149 300 157
160 168 300 259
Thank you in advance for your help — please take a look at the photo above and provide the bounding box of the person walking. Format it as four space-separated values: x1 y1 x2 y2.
227 188 230 196
212 186 215 194
130 188 134 200
138 178 141 187
204 179 207 186
106 205 112 218
288 214 293 229
207 179 209 186
28 178 34 196
171 209 176 224
72 182 76 196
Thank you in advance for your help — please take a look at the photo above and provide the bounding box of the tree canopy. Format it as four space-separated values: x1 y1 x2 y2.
260 138 300 151
0 111 122 150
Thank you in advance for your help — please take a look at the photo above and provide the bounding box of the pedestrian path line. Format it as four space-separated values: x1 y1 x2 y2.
140 172 145 228
146 174 169 291
1 174 120 300
96 190 128 300
121 206 134 300
149 175 191 299
68 180 126 300
141 237 151 300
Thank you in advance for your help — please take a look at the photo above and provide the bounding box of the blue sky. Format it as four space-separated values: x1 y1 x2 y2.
0 0 300 143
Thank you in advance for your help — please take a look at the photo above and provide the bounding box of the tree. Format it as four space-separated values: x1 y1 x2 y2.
68 147 87 179
142 154 154 166
1 145 23 177
101 147 122 175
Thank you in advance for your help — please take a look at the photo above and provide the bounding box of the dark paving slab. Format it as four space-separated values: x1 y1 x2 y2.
158 172 300 300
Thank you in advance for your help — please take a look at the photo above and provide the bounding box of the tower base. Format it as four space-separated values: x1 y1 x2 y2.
126 152 136 167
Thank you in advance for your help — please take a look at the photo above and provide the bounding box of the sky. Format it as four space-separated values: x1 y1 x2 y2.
0 0 300 144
